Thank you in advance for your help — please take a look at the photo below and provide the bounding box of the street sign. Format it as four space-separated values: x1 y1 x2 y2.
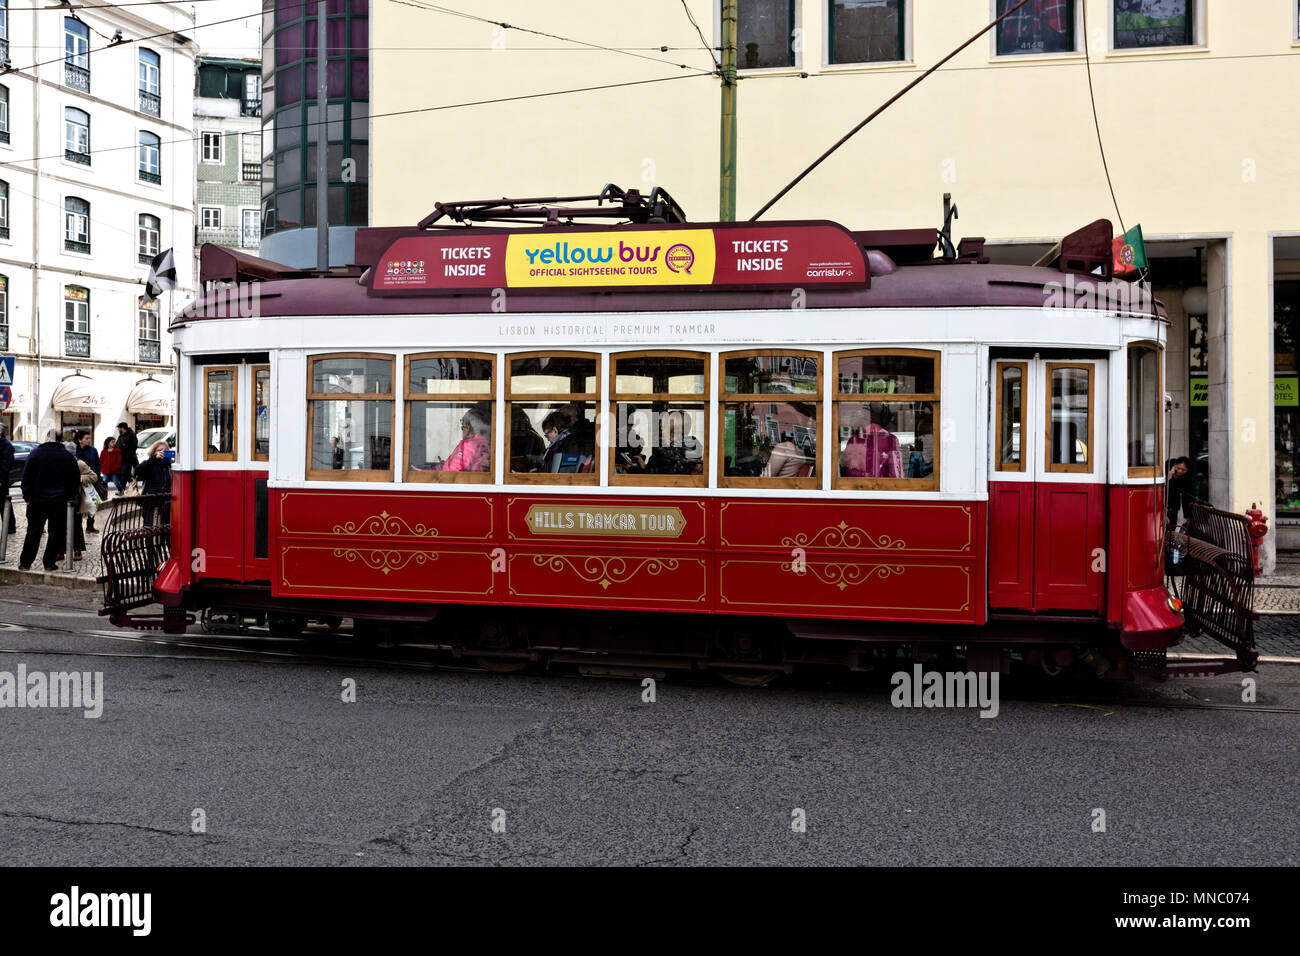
0 386 9 412
0 356 13 386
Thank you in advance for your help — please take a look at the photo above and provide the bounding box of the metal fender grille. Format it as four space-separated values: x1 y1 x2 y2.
1168 502 1257 669
98 494 172 615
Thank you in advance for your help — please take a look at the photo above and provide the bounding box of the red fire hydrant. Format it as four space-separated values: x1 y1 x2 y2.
1245 503 1269 577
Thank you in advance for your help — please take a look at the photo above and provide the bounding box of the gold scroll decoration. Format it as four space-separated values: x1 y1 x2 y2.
780 520 906 551
532 554 680 590
332 510 440 538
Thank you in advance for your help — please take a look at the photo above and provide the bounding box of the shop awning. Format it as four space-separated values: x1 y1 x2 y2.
49 376 113 413
126 378 175 415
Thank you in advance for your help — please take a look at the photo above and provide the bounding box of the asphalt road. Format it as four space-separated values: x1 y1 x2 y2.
0 592 1296 866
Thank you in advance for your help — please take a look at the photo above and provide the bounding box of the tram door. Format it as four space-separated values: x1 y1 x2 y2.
988 358 1108 613
195 359 271 583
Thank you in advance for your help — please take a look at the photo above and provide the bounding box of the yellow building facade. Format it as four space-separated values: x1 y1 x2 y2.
369 0 1300 567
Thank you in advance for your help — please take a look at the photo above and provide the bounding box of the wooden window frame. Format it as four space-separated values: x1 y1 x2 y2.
504 350 600 486
404 351 495 485
251 363 270 462
1126 342 1163 479
718 348 822 490
1044 361 1095 475
831 347 940 491
609 349 709 489
994 360 1027 474
203 365 239 463
305 352 395 482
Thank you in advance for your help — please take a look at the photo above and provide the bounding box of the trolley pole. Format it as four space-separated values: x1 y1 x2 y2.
315 0 329 271
63 501 74 573
719 0 738 222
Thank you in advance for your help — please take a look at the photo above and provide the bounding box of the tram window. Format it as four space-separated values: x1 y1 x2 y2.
1046 364 1092 472
306 353 394 480
405 353 494 484
833 350 939 490
506 352 598 484
203 366 238 462
252 364 270 462
719 351 819 488
1127 344 1161 477
611 352 707 487
995 362 1026 472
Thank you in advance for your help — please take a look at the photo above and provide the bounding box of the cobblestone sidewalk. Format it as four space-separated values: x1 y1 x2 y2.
0 494 105 584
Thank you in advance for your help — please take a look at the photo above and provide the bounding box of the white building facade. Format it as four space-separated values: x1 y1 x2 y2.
0 0 195 447
193 54 261 282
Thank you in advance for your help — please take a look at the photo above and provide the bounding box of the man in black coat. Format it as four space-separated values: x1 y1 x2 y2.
115 422 138 493
19 429 80 571
74 429 101 532
0 425 15 535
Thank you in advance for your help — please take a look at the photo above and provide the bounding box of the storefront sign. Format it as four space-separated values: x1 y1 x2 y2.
369 223 867 295
1189 376 1207 407
1278 376 1298 407
524 504 686 538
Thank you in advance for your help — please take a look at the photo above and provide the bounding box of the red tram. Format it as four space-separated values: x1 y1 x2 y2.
100 189 1257 679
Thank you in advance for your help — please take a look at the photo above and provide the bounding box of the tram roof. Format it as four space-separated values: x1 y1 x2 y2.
184 217 1166 326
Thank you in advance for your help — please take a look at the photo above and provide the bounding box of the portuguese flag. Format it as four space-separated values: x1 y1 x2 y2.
1112 224 1147 276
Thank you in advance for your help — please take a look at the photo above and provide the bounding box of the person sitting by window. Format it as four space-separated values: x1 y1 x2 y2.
841 404 902 478
539 407 580 473
646 411 703 476
441 407 490 473
908 437 932 478
764 431 813 478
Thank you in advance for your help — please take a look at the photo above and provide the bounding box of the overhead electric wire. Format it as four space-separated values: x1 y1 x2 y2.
679 0 719 69
1080 0 1126 236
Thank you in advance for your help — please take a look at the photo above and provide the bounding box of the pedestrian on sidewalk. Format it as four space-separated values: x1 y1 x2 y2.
0 424 16 536
63 441 97 561
18 430 80 571
115 422 138 494
74 430 102 532
99 436 120 495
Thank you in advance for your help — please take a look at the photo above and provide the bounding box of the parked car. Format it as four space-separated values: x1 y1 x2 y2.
8 441 36 484
135 427 176 463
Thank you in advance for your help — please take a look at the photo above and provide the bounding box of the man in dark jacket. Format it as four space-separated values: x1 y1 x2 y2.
74 430 101 532
115 422 138 493
19 430 81 571
0 425 15 535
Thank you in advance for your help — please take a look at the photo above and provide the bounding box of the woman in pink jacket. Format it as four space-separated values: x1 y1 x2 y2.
441 407 490 473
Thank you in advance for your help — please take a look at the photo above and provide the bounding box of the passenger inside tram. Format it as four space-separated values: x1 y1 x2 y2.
437 405 491 472
525 405 595 473
763 432 814 478
840 403 902 478
619 409 703 476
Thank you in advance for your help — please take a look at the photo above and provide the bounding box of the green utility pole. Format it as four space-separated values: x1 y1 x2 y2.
719 0 738 222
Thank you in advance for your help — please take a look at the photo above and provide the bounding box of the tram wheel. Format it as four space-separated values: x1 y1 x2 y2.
316 615 343 632
716 669 781 688
474 656 532 674
267 613 308 638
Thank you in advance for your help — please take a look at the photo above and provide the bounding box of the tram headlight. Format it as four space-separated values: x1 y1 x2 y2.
1167 595 1183 615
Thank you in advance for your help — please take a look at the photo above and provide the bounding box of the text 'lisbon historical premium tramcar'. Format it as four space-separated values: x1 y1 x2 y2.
100 189 1258 680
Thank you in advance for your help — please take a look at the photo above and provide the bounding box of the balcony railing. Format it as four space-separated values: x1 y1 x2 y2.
138 339 160 364
0 40 9 65
0 226 8 240
64 62 90 93
139 169 162 185
138 251 156 265
65 330 90 357
242 162 261 182
0 127 8 145
240 99 261 117
139 89 160 116
65 239 90 255
65 149 90 166
240 230 259 248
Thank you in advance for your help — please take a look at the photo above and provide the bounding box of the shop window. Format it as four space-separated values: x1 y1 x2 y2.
307 353 393 479
252 365 270 461
611 351 707 487
1113 0 1194 49
204 367 238 462
995 361 1026 472
995 0 1075 56
738 0 796 69
1275 280 1300 516
1127 343 1162 476
833 349 938 489
720 350 820 488
1046 363 1093 472
506 352 598 484
829 0 904 64
405 353 494 483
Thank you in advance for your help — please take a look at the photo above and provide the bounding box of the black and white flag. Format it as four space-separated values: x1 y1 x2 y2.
144 248 178 303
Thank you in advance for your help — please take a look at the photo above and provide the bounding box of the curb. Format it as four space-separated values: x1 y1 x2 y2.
0 566 100 591
1170 652 1300 666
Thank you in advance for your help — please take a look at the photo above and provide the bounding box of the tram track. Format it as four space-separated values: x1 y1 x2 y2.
1 609 1298 716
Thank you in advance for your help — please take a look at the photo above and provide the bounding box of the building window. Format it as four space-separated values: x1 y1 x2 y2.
306 353 393 479
506 352 599 484
0 84 9 145
833 349 938 489
611 351 708 486
201 131 222 163
64 196 89 253
405 353 494 483
995 0 1075 56
829 0 904 64
1127 343 1162 476
137 298 160 364
64 17 89 91
240 208 259 247
138 49 160 115
138 130 161 184
243 73 262 116
241 131 262 182
204 366 238 461
720 351 820 487
64 108 90 165
1046 362 1093 472
252 364 270 461
64 285 90 357
0 180 8 240
200 206 222 230
1114 0 1193 49
0 275 8 352
138 213 160 264
738 0 797 69
994 361 1027 472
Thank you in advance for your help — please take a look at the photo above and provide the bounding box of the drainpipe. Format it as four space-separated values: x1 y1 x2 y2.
30 9 41 442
